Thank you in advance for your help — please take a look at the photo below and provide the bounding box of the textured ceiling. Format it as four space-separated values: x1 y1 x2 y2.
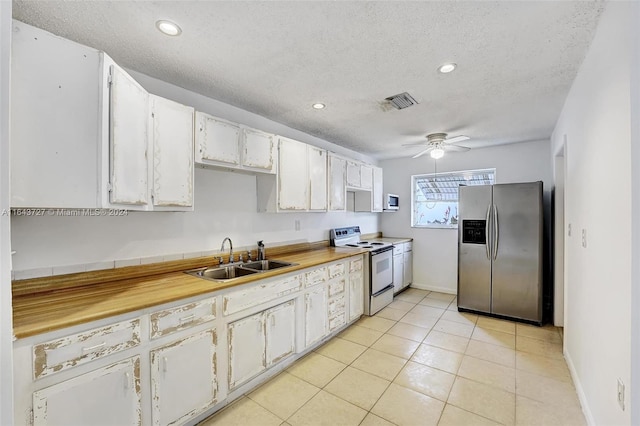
12 1 604 159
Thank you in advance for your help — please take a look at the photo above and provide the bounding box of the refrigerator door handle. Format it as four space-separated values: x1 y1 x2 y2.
485 205 491 260
493 205 499 260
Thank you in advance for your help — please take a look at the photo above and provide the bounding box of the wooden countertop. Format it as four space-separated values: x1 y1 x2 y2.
12 247 366 339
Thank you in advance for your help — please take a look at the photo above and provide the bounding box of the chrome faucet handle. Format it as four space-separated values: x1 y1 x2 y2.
247 251 252 262
218 256 224 265
229 251 234 263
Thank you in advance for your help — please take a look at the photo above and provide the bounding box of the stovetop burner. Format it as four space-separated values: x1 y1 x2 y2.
330 226 393 252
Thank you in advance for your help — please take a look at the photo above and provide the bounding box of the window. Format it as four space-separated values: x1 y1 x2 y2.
411 168 495 228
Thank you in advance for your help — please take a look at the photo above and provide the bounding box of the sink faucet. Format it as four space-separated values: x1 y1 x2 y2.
221 237 234 263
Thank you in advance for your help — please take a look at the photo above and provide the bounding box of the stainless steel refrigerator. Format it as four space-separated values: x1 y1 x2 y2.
457 181 543 324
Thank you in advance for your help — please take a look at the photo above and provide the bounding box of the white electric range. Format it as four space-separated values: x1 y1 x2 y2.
330 226 394 315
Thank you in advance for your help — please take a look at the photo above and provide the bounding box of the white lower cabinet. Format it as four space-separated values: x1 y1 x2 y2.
228 312 266 389
228 299 296 389
349 271 364 321
304 287 328 347
17 255 367 425
150 330 218 426
265 301 296 367
32 356 141 426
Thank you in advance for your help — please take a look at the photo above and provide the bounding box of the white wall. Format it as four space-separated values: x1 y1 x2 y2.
0 1 13 424
10 71 379 272
550 3 632 424
380 139 552 294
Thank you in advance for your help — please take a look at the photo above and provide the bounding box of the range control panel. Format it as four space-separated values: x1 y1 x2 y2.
462 220 486 244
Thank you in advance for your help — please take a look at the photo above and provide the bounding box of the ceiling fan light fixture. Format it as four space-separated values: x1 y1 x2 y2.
430 147 445 159
156 20 182 36
438 63 457 74
312 103 326 109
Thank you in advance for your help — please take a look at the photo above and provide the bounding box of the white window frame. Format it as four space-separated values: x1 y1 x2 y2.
411 168 496 229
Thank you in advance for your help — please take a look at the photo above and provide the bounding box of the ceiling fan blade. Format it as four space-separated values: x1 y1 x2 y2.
445 135 470 144
402 142 428 147
444 145 471 152
412 146 434 158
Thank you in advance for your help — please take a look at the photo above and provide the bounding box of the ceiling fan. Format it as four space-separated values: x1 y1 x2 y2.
404 133 471 159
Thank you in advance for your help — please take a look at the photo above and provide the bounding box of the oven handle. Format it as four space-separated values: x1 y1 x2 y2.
371 246 394 256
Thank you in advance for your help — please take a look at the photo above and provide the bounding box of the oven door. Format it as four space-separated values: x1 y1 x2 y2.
370 246 393 295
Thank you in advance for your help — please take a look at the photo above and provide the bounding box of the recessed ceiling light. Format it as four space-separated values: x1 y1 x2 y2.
312 103 326 109
156 20 182 36
438 63 457 74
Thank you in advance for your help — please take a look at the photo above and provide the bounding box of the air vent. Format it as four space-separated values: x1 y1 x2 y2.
385 92 419 110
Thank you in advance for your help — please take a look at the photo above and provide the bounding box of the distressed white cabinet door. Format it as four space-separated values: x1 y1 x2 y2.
196 112 240 165
393 254 404 293
346 161 361 188
150 330 217 426
360 165 373 190
228 313 266 389
328 155 346 211
32 357 141 426
372 166 383 212
265 300 296 367
308 146 328 211
109 65 150 206
278 137 309 210
242 127 275 172
304 287 328 347
150 95 194 208
403 251 413 288
349 272 364 321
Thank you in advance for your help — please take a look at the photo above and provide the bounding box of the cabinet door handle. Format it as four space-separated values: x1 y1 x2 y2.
163 356 168 373
179 314 195 325
125 372 131 390
82 342 106 354
271 315 276 327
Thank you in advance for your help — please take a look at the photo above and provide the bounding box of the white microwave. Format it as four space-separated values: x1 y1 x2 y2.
386 194 399 210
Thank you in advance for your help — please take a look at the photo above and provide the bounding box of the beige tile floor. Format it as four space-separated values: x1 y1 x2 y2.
201 289 585 426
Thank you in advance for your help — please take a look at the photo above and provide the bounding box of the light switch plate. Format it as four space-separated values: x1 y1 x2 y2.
582 229 587 248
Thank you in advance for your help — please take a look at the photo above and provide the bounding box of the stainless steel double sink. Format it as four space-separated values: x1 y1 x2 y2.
186 260 297 282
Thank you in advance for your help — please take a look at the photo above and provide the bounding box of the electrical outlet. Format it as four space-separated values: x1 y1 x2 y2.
582 229 587 248
617 378 625 410
568 223 571 237
295 219 300 231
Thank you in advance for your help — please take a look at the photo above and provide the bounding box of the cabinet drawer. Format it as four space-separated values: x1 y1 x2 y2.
328 278 346 297
150 298 216 339
404 241 413 251
223 274 302 316
349 258 363 273
33 319 141 380
327 262 345 279
393 244 404 255
305 267 328 288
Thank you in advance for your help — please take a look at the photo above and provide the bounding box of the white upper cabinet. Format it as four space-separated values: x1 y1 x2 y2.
277 137 310 211
328 154 347 212
195 114 276 175
150 95 194 209
308 146 328 211
241 126 276 173
346 161 361 188
195 112 240 166
360 165 373 190
109 64 150 206
372 166 383 212
11 22 194 211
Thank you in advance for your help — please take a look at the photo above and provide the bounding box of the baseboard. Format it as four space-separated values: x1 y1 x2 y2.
409 282 457 295
564 347 595 426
